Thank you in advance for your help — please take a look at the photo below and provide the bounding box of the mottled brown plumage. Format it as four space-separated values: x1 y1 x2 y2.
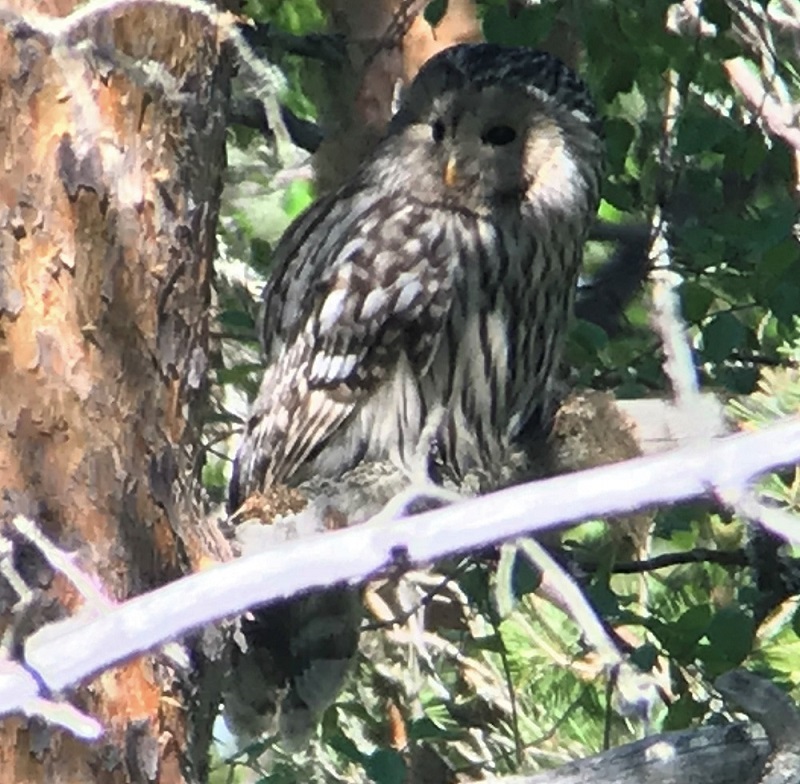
225 42 604 746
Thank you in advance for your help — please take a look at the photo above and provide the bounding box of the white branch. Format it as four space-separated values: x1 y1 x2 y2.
0 416 791 722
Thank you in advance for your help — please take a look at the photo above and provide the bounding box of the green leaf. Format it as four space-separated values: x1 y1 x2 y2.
702 311 746 362
424 0 447 26
704 606 754 666
676 111 731 155
470 634 505 653
597 199 625 223
282 179 315 219
715 365 758 394
326 732 364 763
630 643 659 671
743 203 798 252
664 692 707 730
765 238 800 273
602 179 636 211
571 319 609 354
216 363 262 390
408 717 459 742
601 54 639 102
512 548 542 598
482 5 556 47
702 0 732 29
740 130 768 178
766 280 800 324
680 281 715 323
249 236 275 274
218 309 256 331
457 561 490 607
364 749 406 784
676 605 713 638
655 605 711 660
604 117 636 173
201 460 227 490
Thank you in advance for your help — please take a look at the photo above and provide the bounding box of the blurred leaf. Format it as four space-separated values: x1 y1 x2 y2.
326 732 364 763
482 5 556 47
513 548 542 598
676 111 731 155
597 199 625 222
602 179 637 211
600 55 639 102
664 692 707 730
250 237 275 274
702 311 747 363
605 118 636 173
201 460 227 490
704 606 754 667
408 717 461 741
282 179 315 219
656 605 712 660
702 0 732 29
218 309 256 331
680 281 715 323
571 319 609 355
364 749 406 784
459 561 491 607
739 129 769 178
424 0 447 26
216 363 263 386
630 643 659 671
471 634 505 653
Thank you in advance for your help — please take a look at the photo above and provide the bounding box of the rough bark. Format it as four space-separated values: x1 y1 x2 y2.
0 1 232 781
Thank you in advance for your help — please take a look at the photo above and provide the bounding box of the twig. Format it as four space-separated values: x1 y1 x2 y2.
241 21 346 64
592 547 748 574
10 516 112 609
0 658 102 739
649 51 703 408
514 540 622 666
228 97 324 152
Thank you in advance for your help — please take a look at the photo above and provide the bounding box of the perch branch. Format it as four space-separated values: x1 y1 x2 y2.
0 416 794 715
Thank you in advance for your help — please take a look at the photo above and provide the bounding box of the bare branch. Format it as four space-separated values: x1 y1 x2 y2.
0 658 102 740
228 96 324 152
723 57 800 152
479 722 768 783
717 669 800 784
0 416 790 718
600 548 748 574
241 21 346 64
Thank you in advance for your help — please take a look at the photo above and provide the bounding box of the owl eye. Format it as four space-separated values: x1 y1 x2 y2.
431 120 446 143
481 125 517 146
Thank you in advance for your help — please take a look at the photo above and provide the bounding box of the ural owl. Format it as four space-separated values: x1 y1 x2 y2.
226 42 604 745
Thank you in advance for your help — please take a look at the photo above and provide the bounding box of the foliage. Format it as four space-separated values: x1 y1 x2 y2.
209 0 800 781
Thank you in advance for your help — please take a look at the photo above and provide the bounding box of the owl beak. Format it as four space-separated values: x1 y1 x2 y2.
443 157 458 188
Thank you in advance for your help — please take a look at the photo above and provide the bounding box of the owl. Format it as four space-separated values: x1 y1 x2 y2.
226 42 604 746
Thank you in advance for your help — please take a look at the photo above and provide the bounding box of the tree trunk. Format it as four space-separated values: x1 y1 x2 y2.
0 1 232 781
312 0 481 192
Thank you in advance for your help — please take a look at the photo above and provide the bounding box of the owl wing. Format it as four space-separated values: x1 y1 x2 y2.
229 190 457 510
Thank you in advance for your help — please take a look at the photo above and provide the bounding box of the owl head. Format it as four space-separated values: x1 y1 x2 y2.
377 43 604 223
